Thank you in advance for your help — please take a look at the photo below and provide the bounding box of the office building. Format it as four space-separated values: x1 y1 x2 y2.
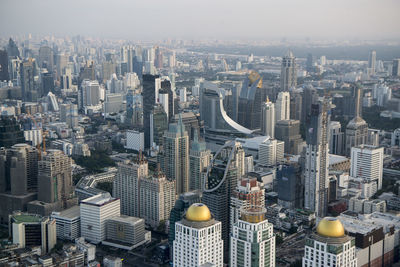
275 91 290 121
139 168 176 229
142 74 160 148
10 212 57 254
306 53 314 73
60 103 78 128
230 178 265 234
173 203 223 267
103 215 151 250
261 98 275 138
258 138 284 166
301 85 318 123
329 121 344 155
0 50 9 81
113 154 148 217
280 50 297 91
38 46 54 71
79 80 101 109
275 119 303 155
125 130 144 151
230 206 275 267
290 91 302 120
345 86 368 156
203 141 244 259
304 102 330 217
161 115 190 194
303 217 357 267
168 191 202 259
50 205 80 241
350 145 384 190
237 71 265 130
150 104 168 147
368 50 376 75
393 59 400 77
80 193 121 244
0 116 25 148
277 163 303 209
189 130 211 190
20 59 37 102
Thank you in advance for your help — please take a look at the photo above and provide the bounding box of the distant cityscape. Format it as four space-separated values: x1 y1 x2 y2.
0 9 400 267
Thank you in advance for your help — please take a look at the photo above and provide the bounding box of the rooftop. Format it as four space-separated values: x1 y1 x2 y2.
11 214 42 224
51 205 80 219
81 193 118 207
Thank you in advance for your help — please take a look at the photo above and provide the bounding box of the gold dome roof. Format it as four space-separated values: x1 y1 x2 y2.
248 71 262 88
185 203 211 222
316 217 345 238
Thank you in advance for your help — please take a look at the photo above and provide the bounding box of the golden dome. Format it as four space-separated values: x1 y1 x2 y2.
316 217 345 238
185 203 211 222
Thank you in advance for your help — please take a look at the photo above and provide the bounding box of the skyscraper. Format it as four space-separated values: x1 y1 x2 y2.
7 38 19 58
230 178 265 234
392 58 400 77
20 59 36 102
0 50 9 81
0 116 25 148
350 145 384 190
161 115 189 194
173 203 223 267
261 98 275 138
113 154 148 217
304 101 330 217
258 138 284 167
275 119 303 155
189 130 211 191
301 85 318 123
230 206 275 267
142 74 160 148
79 80 101 109
306 53 314 73
280 50 297 91
150 104 168 147
38 46 54 71
303 217 357 267
329 121 344 155
139 167 176 228
368 50 376 75
275 91 290 122
345 86 368 156
203 141 244 260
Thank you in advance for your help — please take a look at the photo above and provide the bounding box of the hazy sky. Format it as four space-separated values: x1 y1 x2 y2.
1 0 399 41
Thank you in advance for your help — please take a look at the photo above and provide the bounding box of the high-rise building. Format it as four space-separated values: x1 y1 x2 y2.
230 206 275 267
150 104 168 147
275 119 303 155
37 149 73 209
79 80 101 109
280 50 297 91
368 50 376 75
154 46 163 69
0 143 38 194
0 50 9 81
38 46 54 71
261 98 275 138
161 115 189 195
237 71 265 130
329 121 344 155
306 53 314 73
301 85 318 123
277 163 303 209
189 130 211 191
41 72 54 97
275 91 290 122
393 58 400 77
113 154 148 217
160 79 175 121
168 191 202 259
345 86 368 156
258 138 284 167
60 103 79 128
142 74 160 148
7 38 20 58
20 59 37 102
173 203 223 267
230 178 265 234
10 212 56 254
0 116 25 148
80 193 121 244
203 141 244 260
139 167 176 228
350 145 384 190
304 101 330 217
290 91 302 121
303 217 357 267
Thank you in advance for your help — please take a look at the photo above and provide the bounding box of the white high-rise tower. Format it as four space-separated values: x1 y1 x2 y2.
275 91 290 122
261 97 275 138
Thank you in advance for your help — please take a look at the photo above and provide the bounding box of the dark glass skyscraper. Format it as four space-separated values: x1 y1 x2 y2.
142 74 159 148
0 116 25 148
0 50 9 81
20 59 37 102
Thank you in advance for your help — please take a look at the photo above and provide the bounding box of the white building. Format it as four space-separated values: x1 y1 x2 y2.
230 206 275 267
275 91 290 122
303 217 357 267
113 156 148 217
125 130 144 151
24 129 42 147
261 99 275 138
258 138 284 166
350 145 384 190
80 80 101 109
159 91 169 117
179 87 187 102
173 203 223 267
51 205 80 241
80 193 120 244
